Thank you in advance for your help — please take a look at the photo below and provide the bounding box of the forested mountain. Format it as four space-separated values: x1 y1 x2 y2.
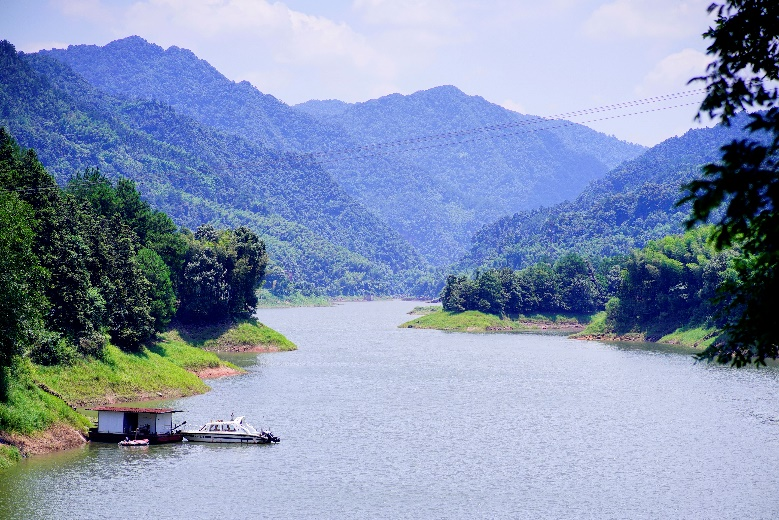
38 36 345 153
40 37 644 265
0 40 425 296
460 118 753 271
296 86 645 264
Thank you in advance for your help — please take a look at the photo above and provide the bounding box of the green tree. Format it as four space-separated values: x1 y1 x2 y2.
225 226 268 316
681 0 779 365
0 192 46 373
177 241 230 323
100 215 154 350
137 248 177 331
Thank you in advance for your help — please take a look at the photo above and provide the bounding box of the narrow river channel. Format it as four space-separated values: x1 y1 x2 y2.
1 300 778 519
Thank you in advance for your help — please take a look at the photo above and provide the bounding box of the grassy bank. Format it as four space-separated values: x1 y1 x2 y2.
574 312 719 349
401 307 596 332
0 319 294 468
0 359 93 468
33 344 215 407
173 318 297 352
256 289 331 308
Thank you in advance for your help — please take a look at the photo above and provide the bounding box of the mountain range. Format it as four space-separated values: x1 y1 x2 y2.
459 116 752 271
2 35 725 297
39 36 644 265
0 40 422 296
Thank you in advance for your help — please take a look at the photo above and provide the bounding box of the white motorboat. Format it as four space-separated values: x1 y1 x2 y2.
180 416 280 444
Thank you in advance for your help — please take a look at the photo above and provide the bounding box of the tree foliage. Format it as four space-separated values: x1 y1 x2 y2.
605 227 738 339
0 191 45 372
0 129 270 369
681 0 779 365
441 253 610 317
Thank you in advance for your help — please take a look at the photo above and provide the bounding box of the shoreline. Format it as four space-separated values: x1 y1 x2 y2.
0 320 296 467
0 365 245 463
0 423 88 459
401 308 595 333
403 308 715 350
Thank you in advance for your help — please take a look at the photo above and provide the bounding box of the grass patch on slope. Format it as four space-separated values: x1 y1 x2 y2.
658 326 719 349
256 289 331 308
0 359 92 436
407 305 442 316
402 310 507 331
174 318 296 351
0 444 21 470
574 313 719 349
1 358 93 468
33 344 211 407
402 308 597 332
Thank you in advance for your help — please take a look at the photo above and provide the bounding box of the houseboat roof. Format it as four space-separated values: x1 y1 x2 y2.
87 406 183 414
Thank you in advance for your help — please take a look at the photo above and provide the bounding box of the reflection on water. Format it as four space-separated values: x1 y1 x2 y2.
1 301 778 520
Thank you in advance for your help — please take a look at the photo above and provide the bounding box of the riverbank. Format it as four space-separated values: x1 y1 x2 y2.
401 307 594 333
0 358 93 469
256 290 417 309
571 312 718 350
403 307 719 350
0 318 295 468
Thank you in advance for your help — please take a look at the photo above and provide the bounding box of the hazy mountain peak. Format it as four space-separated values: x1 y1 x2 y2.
295 99 351 118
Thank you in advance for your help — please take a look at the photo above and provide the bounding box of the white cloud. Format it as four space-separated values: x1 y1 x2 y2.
123 0 378 66
352 0 459 27
50 0 114 24
636 48 711 96
500 99 527 114
583 0 709 41
99 0 400 101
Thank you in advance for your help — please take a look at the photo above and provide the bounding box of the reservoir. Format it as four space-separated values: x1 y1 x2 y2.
1 300 778 519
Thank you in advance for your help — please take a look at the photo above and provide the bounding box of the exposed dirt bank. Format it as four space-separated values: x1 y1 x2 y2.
573 332 646 342
203 344 282 353
0 423 87 457
193 366 245 378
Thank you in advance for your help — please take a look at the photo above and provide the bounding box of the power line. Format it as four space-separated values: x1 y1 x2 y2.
314 101 701 164
304 89 705 160
0 89 705 196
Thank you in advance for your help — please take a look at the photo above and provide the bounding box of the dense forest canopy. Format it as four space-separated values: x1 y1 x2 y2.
443 227 738 341
459 118 754 272
37 38 644 266
679 0 779 365
0 40 427 298
0 129 267 382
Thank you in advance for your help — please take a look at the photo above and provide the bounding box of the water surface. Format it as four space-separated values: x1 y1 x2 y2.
1 301 777 519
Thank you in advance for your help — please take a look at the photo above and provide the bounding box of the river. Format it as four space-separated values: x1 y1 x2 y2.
1 300 778 519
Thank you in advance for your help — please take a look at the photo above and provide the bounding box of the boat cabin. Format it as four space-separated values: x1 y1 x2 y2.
87 406 184 444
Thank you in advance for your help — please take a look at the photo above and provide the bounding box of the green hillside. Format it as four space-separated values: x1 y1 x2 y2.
459 119 753 271
0 40 425 296
41 37 644 265
297 86 645 263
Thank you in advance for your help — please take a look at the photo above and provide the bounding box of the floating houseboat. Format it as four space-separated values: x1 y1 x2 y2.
87 406 185 444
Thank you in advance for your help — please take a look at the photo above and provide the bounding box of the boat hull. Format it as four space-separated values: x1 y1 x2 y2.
181 432 272 444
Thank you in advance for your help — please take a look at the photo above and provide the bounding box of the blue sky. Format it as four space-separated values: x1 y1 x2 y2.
0 0 716 146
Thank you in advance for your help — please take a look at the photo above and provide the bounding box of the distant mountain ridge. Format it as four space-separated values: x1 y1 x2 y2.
459 117 753 271
0 40 424 296
39 36 344 153
41 37 645 265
